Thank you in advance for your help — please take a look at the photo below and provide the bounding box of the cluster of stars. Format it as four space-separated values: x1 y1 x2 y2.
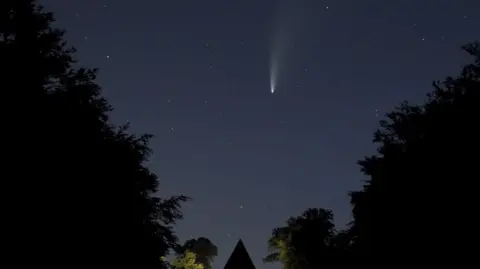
76 2 471 159
76 3 470 71
65 1 477 244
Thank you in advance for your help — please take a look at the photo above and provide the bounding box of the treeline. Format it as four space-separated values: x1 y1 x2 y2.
263 43 480 266
2 1 205 267
3 0 478 268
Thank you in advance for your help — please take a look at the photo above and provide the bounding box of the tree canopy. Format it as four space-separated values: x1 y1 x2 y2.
176 237 218 269
1 1 189 267
264 208 341 269
264 41 480 266
170 250 205 269
349 42 479 262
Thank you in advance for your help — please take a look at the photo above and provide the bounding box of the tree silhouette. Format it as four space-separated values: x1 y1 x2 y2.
349 42 480 263
1 1 189 267
176 237 218 269
263 43 480 266
264 208 341 269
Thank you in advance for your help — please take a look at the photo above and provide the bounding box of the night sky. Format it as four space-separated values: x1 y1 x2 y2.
40 0 479 268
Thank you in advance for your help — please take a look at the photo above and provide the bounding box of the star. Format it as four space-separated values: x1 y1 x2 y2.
204 43 212 52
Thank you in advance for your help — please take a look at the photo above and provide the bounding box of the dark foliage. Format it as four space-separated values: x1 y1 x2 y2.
348 41 480 263
264 208 344 269
264 41 479 267
1 1 189 267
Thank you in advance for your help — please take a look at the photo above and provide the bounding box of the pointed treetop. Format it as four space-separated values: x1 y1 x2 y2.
223 239 256 269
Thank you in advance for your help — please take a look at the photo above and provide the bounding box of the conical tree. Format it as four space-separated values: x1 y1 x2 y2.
225 239 256 269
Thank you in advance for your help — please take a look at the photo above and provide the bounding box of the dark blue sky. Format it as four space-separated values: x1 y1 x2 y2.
40 0 479 268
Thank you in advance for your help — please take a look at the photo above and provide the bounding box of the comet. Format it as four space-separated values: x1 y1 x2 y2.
269 0 303 95
269 33 283 95
269 59 277 94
